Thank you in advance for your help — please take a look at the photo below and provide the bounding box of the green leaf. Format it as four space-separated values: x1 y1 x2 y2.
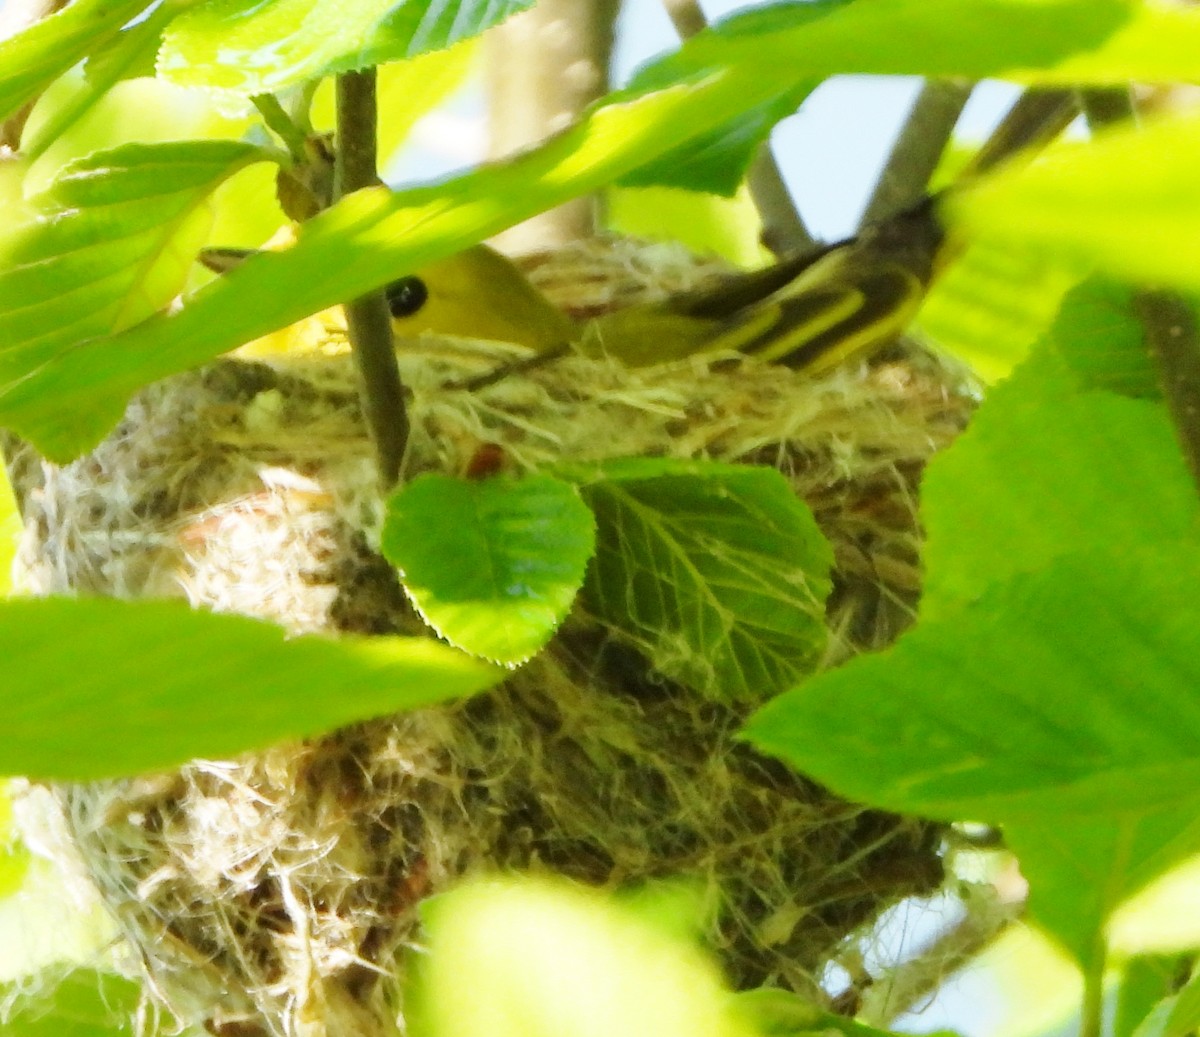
609 0 1200 191
0 66 806 460
381 474 595 665
744 544 1200 822
568 459 831 702
731 988 912 1037
640 0 1200 85
0 139 270 458
0 969 140 1037
914 237 1080 383
948 112 1200 294
0 0 154 123
0 788 30 900
20 4 176 162
0 469 19 598
920 377 1198 618
1047 277 1163 399
1132 967 1200 1037
406 876 754 1037
159 0 531 97
0 597 501 780
1114 955 1195 1037
1006 812 1200 971
607 186 769 269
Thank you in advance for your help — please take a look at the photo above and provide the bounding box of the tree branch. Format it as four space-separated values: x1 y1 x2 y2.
335 69 408 488
487 0 620 252
660 0 813 255
964 87 1079 177
860 79 972 228
858 884 1025 1026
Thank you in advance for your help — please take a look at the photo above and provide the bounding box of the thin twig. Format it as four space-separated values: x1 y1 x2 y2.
1078 86 1137 130
858 884 1025 1026
860 79 973 228
661 0 814 255
660 0 707 37
964 88 1079 177
335 69 408 488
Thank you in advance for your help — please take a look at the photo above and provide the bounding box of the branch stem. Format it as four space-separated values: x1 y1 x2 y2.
965 88 1079 177
860 79 972 228
660 0 813 254
335 69 408 488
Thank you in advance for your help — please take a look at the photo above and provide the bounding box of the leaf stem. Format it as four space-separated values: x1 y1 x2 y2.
335 68 408 488
252 93 310 164
1080 949 1107 1037
661 0 815 255
860 79 972 228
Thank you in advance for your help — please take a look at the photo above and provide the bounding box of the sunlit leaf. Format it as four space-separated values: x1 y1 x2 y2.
644 0 1200 85
0 69 801 460
745 544 1200 822
607 186 768 268
1007 811 1200 971
0 969 140 1037
915 237 1079 382
0 0 153 123
160 0 529 97
382 474 595 665
0 597 501 780
19 5 176 162
407 876 753 1037
948 113 1200 294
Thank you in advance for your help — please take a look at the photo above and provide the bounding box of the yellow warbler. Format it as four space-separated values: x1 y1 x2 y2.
380 200 945 374
218 200 946 371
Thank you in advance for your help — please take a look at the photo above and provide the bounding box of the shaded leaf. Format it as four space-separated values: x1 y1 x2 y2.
1047 277 1163 399
570 459 831 702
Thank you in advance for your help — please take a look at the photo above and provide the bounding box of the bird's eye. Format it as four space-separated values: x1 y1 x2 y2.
386 276 429 318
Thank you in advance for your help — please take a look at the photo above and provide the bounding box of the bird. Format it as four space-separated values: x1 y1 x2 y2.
204 197 947 375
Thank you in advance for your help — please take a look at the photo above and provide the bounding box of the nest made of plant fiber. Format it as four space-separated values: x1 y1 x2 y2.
9 236 974 1037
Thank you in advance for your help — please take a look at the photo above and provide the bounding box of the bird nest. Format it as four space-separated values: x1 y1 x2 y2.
7 238 974 1037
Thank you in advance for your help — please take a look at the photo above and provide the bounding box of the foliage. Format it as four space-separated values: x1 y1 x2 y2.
2 0 1200 1035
